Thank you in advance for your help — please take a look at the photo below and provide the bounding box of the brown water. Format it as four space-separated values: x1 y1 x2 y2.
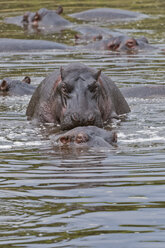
0 0 165 247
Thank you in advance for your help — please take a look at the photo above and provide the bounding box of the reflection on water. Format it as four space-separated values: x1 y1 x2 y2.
0 0 165 247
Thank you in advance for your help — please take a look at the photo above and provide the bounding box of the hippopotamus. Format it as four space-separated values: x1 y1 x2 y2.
73 25 124 45
121 85 165 98
0 38 70 52
0 77 36 96
75 33 103 45
85 35 154 53
73 25 122 43
50 126 117 149
4 7 71 34
26 63 130 130
69 8 148 22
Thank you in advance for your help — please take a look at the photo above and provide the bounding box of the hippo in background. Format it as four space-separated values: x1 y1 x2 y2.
85 35 155 53
73 25 122 44
0 36 153 53
69 8 148 22
4 7 71 34
0 38 71 52
75 33 103 45
121 85 165 98
0 77 36 96
26 62 130 130
50 126 117 149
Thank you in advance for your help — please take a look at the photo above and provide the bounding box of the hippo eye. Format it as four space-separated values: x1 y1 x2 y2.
60 83 69 96
88 82 100 100
126 39 137 48
88 82 98 92
61 84 68 94
61 83 73 96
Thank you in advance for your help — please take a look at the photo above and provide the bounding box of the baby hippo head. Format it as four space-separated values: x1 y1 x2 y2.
51 126 117 149
59 131 89 145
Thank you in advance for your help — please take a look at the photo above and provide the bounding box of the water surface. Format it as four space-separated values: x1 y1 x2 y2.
0 0 165 247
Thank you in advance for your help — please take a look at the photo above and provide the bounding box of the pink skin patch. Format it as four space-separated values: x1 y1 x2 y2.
52 74 67 122
59 132 89 145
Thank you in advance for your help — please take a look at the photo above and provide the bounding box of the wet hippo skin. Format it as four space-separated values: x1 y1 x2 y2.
4 7 71 33
85 35 154 53
69 8 148 22
121 85 165 98
26 62 130 130
0 77 36 96
50 126 117 149
0 38 71 52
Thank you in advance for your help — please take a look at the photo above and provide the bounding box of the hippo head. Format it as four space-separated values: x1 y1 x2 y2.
51 126 118 148
52 65 109 130
26 63 130 129
107 35 149 53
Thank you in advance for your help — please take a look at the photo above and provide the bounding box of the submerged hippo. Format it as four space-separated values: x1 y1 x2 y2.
0 38 70 52
50 126 117 149
4 7 71 34
75 33 103 45
69 8 147 22
26 63 130 130
85 35 154 53
0 77 35 96
121 85 165 98
73 25 122 43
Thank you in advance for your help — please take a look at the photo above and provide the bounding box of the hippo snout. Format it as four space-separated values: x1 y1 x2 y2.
60 111 103 130
71 112 80 123
86 112 95 124
71 112 95 125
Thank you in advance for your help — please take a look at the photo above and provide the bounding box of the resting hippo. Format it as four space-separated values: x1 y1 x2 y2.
73 25 122 43
121 85 165 98
85 35 154 53
50 126 117 149
4 7 71 34
0 38 70 52
75 33 103 45
69 8 147 22
0 77 35 96
26 63 130 130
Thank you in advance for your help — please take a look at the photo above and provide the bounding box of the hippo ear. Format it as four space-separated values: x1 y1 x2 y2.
112 132 117 143
22 76 31 84
32 12 41 22
60 66 65 81
94 69 101 81
56 6 63 15
0 80 8 91
22 12 29 23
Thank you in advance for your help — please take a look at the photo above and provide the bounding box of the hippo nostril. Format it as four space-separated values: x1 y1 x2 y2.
88 113 95 123
60 136 70 144
76 133 89 143
71 112 80 123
